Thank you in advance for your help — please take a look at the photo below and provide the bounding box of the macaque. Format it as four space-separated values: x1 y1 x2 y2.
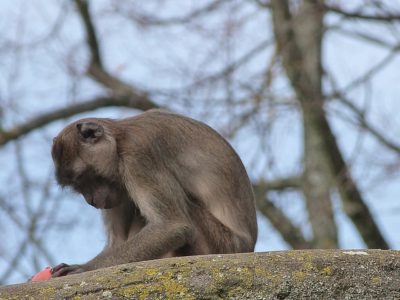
51 109 257 276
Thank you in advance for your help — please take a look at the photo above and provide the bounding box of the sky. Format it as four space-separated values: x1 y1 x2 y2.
1 0 400 284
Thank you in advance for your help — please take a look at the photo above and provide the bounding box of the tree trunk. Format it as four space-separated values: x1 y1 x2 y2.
270 0 337 248
1 250 399 299
270 0 388 249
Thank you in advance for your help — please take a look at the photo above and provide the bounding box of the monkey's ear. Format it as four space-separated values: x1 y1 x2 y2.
76 122 104 143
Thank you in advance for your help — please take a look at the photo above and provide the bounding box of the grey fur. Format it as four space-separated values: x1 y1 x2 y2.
51 109 258 276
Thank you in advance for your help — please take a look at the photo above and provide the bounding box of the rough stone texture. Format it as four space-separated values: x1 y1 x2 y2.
0 250 399 299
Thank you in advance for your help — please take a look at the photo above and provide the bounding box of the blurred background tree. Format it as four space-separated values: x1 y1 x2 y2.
1 0 400 284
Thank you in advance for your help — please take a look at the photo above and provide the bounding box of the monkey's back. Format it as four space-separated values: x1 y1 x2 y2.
120 109 258 251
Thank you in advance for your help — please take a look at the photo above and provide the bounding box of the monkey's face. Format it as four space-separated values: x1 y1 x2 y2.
52 119 124 209
72 173 124 209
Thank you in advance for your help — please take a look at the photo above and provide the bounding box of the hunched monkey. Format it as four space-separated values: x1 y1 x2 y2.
51 109 257 276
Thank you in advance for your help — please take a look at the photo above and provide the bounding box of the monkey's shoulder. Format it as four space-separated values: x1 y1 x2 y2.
120 109 213 134
133 109 194 123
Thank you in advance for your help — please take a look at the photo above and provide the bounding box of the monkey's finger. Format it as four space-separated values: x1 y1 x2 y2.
52 268 70 277
51 263 69 274
53 265 84 277
52 264 74 277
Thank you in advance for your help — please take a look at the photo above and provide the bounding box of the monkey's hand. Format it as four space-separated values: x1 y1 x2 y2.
51 263 86 277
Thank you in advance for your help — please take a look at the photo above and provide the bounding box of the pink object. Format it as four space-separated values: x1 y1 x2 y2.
31 267 52 282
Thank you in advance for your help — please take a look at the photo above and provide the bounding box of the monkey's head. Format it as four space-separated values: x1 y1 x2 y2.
52 119 125 209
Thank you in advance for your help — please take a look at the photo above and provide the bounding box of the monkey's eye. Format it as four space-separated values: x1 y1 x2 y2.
72 172 84 183
82 130 94 139
76 122 104 143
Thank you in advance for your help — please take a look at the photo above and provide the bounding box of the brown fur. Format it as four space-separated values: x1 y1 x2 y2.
51 109 257 276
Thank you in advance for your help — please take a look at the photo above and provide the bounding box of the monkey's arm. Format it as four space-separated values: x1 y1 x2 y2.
52 221 193 276
89 221 193 269
52 159 193 277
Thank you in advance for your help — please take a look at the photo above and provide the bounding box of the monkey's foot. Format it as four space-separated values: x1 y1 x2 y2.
52 263 86 277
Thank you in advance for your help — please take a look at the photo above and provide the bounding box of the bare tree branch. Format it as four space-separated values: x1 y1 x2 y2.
0 238 30 284
74 0 156 100
271 0 339 249
332 28 395 49
342 46 400 94
326 72 400 155
337 95 400 155
271 0 388 249
74 0 103 68
324 3 400 22
253 184 312 249
255 176 302 191
118 0 231 27
0 95 159 146
185 38 273 91
251 0 270 9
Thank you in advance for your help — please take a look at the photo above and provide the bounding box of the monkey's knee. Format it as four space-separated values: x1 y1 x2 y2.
232 233 256 253
174 223 195 242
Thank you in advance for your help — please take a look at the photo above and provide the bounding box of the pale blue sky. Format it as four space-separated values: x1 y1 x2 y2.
1 0 400 284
